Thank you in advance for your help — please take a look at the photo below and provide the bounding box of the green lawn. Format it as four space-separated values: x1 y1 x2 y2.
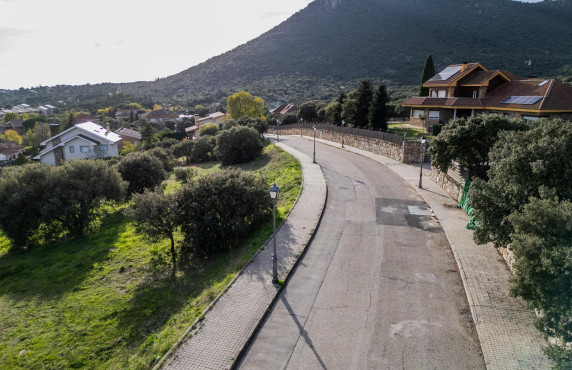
0 143 301 369
388 122 435 140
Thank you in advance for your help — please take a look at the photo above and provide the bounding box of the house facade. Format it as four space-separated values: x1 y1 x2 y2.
115 127 142 149
0 143 24 162
34 122 121 165
403 62 572 128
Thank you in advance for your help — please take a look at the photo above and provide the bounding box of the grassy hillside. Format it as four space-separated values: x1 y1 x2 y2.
0 144 301 369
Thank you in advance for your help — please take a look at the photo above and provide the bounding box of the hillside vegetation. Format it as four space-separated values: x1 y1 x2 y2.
2 0 572 106
0 144 302 369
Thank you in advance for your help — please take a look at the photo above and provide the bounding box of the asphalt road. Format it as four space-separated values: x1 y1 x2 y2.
237 137 485 369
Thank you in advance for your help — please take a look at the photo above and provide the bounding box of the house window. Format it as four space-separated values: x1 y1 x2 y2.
473 90 478 98
413 110 425 118
69 146 75 153
80 146 90 153
431 91 437 97
437 90 446 98
429 111 440 120
99 145 108 151
522 115 540 123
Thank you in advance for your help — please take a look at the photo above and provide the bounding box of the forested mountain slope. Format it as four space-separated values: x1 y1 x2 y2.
3 0 572 106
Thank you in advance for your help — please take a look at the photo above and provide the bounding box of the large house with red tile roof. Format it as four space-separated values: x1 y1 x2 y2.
403 62 572 128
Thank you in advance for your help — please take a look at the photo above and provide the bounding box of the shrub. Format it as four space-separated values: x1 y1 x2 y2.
120 141 137 155
117 152 165 195
157 138 180 150
199 123 219 136
172 140 194 160
431 124 443 136
177 170 271 256
46 160 124 237
148 147 175 172
237 117 269 134
190 136 215 163
174 167 197 183
280 113 298 125
215 126 263 165
0 163 52 249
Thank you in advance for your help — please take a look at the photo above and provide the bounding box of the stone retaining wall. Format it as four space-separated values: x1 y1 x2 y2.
270 127 424 163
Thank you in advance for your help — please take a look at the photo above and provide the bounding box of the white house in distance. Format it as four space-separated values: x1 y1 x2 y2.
34 122 121 165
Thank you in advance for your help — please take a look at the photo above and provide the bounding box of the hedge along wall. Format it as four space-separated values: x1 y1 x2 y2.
269 125 425 164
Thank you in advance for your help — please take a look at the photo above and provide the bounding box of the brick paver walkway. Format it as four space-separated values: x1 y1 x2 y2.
303 135 551 369
158 142 327 370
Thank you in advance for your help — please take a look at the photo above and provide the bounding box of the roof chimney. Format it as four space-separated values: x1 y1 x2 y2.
106 123 110 135
49 123 60 137
461 62 468 72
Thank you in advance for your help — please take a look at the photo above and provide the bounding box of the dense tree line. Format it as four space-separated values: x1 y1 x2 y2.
428 115 572 367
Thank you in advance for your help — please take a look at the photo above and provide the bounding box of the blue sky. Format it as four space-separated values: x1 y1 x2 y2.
0 0 544 90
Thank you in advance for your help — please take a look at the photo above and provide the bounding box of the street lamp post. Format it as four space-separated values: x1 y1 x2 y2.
300 118 303 137
418 136 426 189
276 123 279 142
269 183 280 284
313 125 316 163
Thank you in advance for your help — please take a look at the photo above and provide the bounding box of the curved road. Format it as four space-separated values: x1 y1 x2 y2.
238 137 485 369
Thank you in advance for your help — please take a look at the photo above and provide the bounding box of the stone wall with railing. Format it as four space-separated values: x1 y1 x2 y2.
269 124 424 163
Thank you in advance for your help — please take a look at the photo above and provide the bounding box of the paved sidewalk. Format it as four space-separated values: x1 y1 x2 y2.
299 135 551 369
158 143 327 369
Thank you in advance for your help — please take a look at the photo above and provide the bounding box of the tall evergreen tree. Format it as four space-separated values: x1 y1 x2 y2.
345 79 374 128
419 54 436 96
368 84 389 130
332 92 346 126
141 122 154 143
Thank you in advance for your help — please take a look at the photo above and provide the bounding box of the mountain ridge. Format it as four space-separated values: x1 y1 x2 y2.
2 0 572 106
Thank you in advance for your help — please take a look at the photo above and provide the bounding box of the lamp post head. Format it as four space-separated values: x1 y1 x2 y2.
420 136 426 144
313 125 316 131
342 120 345 126
269 183 280 200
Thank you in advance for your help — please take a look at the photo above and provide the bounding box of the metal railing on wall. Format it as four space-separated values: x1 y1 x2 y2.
271 122 404 146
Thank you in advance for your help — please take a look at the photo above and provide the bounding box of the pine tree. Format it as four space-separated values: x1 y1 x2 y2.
368 84 389 130
332 92 346 125
419 54 436 97
130 110 134 122
141 122 154 143
352 79 374 128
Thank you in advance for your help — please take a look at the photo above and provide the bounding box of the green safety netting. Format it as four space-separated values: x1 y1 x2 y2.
459 179 477 230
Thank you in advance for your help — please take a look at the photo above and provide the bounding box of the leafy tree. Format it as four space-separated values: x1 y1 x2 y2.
117 152 165 195
25 122 51 150
190 136 216 163
177 170 271 256
297 100 326 122
237 116 268 134
199 123 219 136
468 118 572 248
368 84 389 130
215 126 262 165
1 112 17 123
226 91 265 120
428 114 527 180
508 198 572 367
46 160 124 237
119 141 137 155
125 189 180 273
330 92 346 125
419 54 436 96
22 115 47 132
0 163 52 249
172 140 194 162
280 113 298 125
2 129 22 145
148 147 175 172
343 80 374 128
13 153 29 166
153 104 163 110
124 102 143 110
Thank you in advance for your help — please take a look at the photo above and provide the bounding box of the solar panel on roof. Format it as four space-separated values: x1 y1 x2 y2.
500 96 543 105
428 66 462 81
538 80 549 87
